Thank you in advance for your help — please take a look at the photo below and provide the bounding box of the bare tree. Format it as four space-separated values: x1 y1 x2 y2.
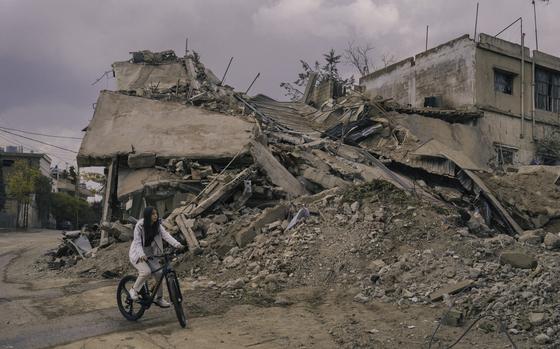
381 53 396 68
344 41 375 77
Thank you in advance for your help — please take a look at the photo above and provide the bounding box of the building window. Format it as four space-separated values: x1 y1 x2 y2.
494 143 517 167
494 69 515 95
536 67 560 113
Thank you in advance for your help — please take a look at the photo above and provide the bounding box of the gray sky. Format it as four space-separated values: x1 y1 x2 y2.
0 0 558 167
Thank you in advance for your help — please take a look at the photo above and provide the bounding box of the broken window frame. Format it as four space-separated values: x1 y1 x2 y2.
535 66 560 113
493 142 518 167
493 68 516 95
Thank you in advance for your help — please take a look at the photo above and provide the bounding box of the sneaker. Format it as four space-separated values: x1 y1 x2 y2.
154 297 171 308
129 287 139 301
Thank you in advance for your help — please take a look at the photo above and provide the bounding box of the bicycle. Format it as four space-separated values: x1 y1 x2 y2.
116 249 187 328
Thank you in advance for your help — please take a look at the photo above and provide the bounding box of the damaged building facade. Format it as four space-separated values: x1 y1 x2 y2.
360 33 560 166
58 33 560 347
76 34 560 258
0 151 51 228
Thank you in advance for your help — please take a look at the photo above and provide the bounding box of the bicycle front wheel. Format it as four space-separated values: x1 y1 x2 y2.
117 275 146 321
167 275 187 328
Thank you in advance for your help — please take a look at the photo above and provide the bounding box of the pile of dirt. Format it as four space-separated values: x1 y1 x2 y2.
174 181 560 347
36 179 560 347
482 168 560 230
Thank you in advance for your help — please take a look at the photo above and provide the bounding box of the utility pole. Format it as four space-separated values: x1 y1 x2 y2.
425 25 429 51
474 2 479 41
532 0 539 51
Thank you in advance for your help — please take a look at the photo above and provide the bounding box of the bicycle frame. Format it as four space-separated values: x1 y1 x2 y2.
138 254 181 307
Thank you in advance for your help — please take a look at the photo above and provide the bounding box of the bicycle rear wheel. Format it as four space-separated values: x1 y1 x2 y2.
117 275 146 321
167 276 187 328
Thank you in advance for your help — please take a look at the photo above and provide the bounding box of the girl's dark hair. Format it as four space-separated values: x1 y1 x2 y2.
143 206 159 237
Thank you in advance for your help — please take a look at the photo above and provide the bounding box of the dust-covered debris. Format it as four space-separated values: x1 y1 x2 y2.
39 46 560 348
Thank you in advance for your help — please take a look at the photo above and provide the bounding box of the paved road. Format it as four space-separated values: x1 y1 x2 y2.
0 230 176 349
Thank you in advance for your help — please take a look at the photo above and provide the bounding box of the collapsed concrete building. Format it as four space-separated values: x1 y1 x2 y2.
360 33 560 166
56 35 560 347
75 32 560 252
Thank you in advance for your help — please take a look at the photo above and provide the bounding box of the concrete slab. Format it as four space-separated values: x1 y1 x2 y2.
112 61 189 93
117 168 182 198
78 91 254 166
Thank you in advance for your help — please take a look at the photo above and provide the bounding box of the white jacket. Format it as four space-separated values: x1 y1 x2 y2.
129 218 182 264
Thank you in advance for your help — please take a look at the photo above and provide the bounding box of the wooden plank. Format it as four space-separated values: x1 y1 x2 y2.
175 214 201 254
463 169 523 235
250 140 308 197
185 167 254 218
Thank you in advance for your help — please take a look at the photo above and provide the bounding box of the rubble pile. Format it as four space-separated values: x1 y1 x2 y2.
115 49 243 115
56 48 560 346
43 222 136 275
175 180 560 345
481 166 560 230
44 226 100 270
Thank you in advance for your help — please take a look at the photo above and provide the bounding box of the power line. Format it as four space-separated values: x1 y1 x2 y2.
0 126 82 140
0 128 78 153
0 132 75 165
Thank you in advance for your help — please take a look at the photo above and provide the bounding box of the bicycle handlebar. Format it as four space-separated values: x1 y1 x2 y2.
148 248 183 260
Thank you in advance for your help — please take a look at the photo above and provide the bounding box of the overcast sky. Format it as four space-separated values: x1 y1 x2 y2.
0 0 558 168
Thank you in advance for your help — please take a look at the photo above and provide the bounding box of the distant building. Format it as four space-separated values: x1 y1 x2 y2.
51 169 94 201
0 151 52 228
360 33 560 166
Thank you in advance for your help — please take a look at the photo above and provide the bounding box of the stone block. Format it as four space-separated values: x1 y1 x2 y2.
233 204 288 247
519 229 545 245
499 251 538 269
544 233 560 250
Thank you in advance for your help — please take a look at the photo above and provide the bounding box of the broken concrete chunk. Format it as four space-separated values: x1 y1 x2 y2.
353 293 369 303
186 167 254 218
112 221 133 242
175 215 202 255
302 167 350 189
543 232 560 250
233 204 288 247
441 309 464 327
127 152 156 169
367 259 386 273
528 312 546 326
430 280 474 302
499 251 538 269
519 229 545 245
212 214 228 225
534 333 551 345
250 140 308 197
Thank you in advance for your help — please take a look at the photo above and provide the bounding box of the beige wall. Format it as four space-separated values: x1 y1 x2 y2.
473 111 551 164
359 33 560 166
474 35 560 157
361 57 414 106
360 35 476 108
474 47 532 117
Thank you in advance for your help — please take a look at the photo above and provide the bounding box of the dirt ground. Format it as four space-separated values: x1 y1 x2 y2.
2 226 533 347
53 287 517 349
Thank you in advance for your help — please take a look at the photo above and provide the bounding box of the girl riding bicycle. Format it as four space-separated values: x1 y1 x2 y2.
128 206 184 307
